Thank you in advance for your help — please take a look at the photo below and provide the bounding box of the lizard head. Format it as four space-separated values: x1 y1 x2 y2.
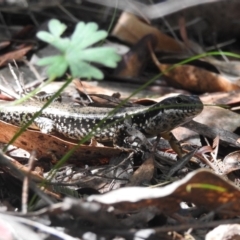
143 95 203 136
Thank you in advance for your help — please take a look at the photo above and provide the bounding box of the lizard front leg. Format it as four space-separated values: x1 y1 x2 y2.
160 131 183 158
113 117 152 151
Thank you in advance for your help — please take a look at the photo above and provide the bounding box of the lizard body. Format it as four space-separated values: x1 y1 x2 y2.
0 95 203 153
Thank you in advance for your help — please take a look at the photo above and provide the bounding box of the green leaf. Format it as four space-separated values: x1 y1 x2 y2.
48 19 67 37
36 19 120 79
52 38 70 53
36 31 55 44
37 55 61 66
47 58 68 78
78 47 121 67
71 22 107 49
69 60 103 79
37 32 70 53
37 55 68 78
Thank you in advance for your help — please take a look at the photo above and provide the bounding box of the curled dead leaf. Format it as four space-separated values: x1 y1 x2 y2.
114 34 157 78
88 169 240 217
0 45 33 67
127 154 154 186
112 12 186 53
0 120 130 165
223 151 240 174
157 62 240 93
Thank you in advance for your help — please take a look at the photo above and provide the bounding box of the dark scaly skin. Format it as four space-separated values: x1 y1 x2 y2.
0 95 203 151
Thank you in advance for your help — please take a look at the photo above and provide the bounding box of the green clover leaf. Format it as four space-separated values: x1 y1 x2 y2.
48 19 67 37
36 19 121 79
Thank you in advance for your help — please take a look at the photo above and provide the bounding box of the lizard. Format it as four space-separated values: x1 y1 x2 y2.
0 94 203 156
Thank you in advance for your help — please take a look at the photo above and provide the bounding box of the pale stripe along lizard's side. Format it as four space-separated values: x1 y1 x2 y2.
0 95 203 156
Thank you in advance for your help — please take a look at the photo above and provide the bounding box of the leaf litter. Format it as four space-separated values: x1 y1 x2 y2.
1 1 240 239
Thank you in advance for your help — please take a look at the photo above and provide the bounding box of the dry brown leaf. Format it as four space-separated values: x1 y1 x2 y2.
194 106 240 133
172 124 202 147
5 155 44 182
73 79 117 96
157 63 240 92
0 152 63 199
0 41 10 50
0 121 129 165
114 34 156 78
112 12 186 53
0 45 33 66
88 169 240 217
0 93 15 101
200 91 240 106
222 151 240 175
127 154 154 186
